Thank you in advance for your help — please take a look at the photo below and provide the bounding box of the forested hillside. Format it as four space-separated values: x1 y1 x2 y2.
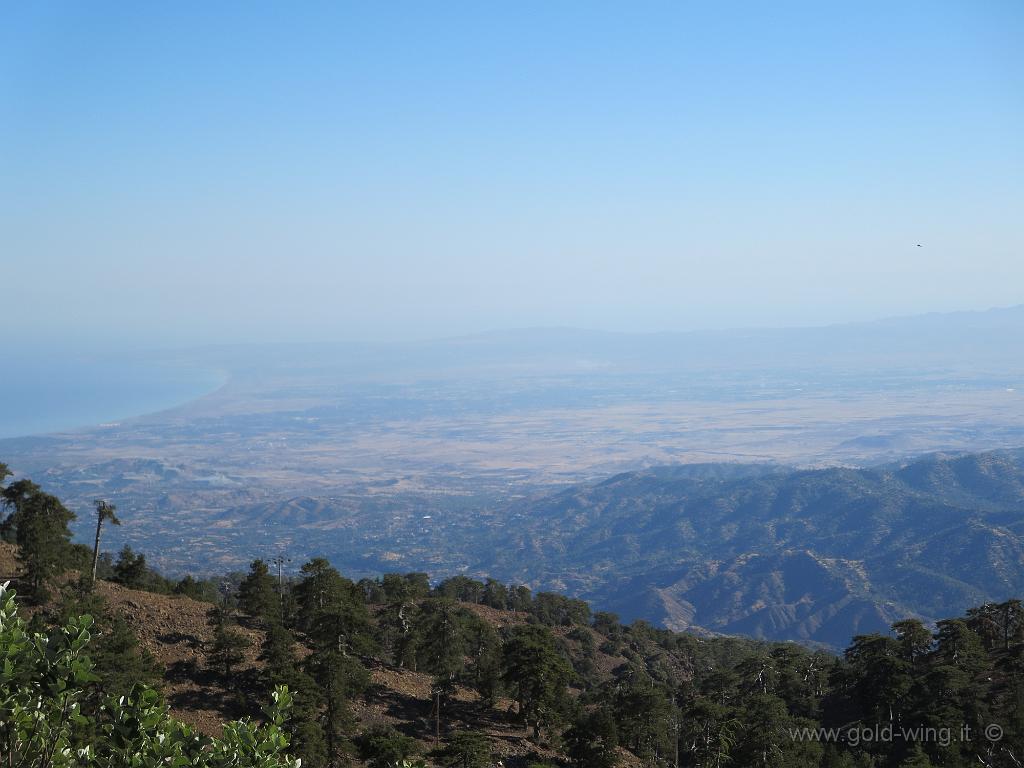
5 461 1024 767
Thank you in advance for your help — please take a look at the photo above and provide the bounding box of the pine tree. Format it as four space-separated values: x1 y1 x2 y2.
259 622 327 768
733 692 823 768
292 558 376 765
434 575 484 603
113 545 150 590
207 605 251 680
612 667 675 761
174 574 219 602
307 648 369 767
0 479 75 602
843 633 913 730
679 697 737 768
465 617 502 706
893 619 934 666
501 624 572 740
357 725 419 768
415 599 468 677
378 596 419 669
45 583 161 714
967 600 1024 652
239 559 282 624
295 559 376 661
565 707 619 768
508 584 532 611
414 599 470 742
481 578 508 610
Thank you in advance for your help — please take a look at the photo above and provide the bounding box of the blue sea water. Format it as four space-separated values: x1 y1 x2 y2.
0 353 225 439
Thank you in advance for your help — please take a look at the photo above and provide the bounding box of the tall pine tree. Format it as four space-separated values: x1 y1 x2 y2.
1 479 75 602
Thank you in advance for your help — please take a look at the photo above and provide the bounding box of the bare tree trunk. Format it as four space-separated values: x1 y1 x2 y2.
90 501 119 587
90 514 103 585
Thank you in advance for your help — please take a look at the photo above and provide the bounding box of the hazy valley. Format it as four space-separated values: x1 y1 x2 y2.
4 308 1024 648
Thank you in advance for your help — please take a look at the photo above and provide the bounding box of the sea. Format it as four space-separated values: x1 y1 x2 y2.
0 352 225 440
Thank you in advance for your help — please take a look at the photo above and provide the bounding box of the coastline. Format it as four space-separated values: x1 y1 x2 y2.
0 357 229 441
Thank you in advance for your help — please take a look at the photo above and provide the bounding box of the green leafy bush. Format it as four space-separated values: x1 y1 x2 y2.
0 581 299 767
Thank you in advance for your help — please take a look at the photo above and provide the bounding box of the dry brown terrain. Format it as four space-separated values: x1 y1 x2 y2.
1 541 642 763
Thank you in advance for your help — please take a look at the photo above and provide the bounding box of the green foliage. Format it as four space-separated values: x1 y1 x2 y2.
592 610 623 638
481 578 508 609
565 707 619 768
1 479 76 601
113 545 149 587
257 623 326 767
414 598 470 678
111 545 175 594
239 559 282 624
356 725 419 768
376 572 431 604
377 597 419 669
65 542 96 573
50 584 162 703
174 574 221 602
294 557 375 656
207 605 251 680
610 666 675 760
0 580 299 767
307 649 369 765
501 624 573 739
465 617 503 706
260 638 325 767
434 730 492 768
966 600 1024 651
434 575 485 603
529 591 591 627
508 584 532 611
291 558 379 764
413 599 480 742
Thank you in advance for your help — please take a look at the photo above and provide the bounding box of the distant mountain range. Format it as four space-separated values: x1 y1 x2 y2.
480 449 1024 648
163 302 1024 378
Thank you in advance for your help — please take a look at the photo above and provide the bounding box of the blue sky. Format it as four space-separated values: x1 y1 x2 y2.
2 1 1022 346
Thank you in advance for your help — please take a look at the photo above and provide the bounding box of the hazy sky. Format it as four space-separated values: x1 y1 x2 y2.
2 1 1022 347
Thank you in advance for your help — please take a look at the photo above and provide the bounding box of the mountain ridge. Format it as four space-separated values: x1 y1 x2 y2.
480 448 1024 647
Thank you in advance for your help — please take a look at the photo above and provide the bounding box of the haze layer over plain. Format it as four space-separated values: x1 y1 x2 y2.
1 308 1022 579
